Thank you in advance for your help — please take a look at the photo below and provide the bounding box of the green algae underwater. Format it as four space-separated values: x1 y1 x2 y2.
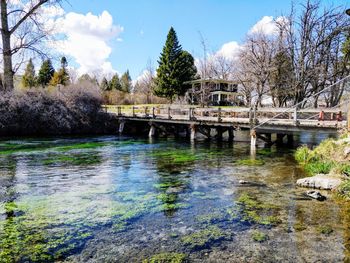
0 135 350 262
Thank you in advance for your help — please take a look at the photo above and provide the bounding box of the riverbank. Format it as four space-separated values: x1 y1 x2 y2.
295 132 350 198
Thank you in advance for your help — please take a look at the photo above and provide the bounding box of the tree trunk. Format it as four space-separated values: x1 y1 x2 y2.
1 0 14 91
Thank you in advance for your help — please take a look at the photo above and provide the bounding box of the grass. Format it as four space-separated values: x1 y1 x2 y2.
303 161 334 176
295 134 350 177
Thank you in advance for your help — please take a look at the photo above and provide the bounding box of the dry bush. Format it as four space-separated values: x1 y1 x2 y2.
0 83 118 136
102 90 169 105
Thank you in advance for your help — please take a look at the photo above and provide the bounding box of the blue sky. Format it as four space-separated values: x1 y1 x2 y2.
59 0 349 80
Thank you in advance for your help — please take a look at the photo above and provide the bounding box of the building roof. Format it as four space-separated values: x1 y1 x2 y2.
184 78 237 85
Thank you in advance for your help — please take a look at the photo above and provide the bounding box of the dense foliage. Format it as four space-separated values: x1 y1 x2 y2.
0 84 117 136
154 27 197 101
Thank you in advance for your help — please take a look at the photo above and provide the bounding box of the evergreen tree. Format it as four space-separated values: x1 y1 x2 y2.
178 50 197 95
120 70 132 92
154 27 197 101
100 77 110 91
49 57 70 86
21 58 36 88
342 34 350 65
269 50 294 107
37 59 55 87
78 73 98 85
61 56 68 69
109 73 122 90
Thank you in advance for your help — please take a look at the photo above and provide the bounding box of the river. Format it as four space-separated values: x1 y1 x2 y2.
0 133 349 262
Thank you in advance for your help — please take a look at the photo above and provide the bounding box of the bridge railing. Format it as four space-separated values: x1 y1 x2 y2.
102 104 347 128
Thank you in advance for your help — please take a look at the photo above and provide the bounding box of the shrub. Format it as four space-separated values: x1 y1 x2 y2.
0 84 117 136
294 146 316 164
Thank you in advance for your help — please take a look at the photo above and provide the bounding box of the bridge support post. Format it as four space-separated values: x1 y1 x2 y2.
118 121 125 134
287 134 294 146
216 126 223 141
293 108 299 125
276 134 285 146
250 129 257 147
265 133 272 144
250 129 257 157
190 124 196 141
149 123 156 138
228 127 234 142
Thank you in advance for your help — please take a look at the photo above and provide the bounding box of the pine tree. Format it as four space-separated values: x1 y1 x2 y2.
78 73 98 85
178 50 197 95
120 70 132 92
100 77 110 91
21 58 36 88
154 27 197 101
109 73 122 90
269 50 294 107
342 34 350 65
37 59 55 87
49 57 70 86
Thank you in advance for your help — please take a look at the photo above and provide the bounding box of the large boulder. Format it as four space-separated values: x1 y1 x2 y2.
296 174 342 190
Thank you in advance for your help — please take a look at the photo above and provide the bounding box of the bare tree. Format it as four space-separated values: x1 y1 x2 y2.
276 0 350 108
0 0 62 90
207 54 235 80
236 32 275 107
133 60 156 104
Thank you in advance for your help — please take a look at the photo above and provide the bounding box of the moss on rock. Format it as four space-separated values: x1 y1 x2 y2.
142 253 187 263
236 159 265 166
181 226 228 249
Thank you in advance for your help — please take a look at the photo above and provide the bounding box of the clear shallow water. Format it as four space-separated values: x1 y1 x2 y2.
0 135 349 262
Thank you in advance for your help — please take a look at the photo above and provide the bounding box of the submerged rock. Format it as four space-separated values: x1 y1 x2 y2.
237 180 266 187
305 190 326 201
239 180 249 184
296 174 342 190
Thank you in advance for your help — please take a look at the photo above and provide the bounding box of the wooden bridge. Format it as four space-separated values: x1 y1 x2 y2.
104 105 349 145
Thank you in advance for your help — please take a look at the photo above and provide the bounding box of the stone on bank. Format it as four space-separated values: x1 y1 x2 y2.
296 174 342 190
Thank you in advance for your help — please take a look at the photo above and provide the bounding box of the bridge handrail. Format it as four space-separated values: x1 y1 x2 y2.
253 74 350 130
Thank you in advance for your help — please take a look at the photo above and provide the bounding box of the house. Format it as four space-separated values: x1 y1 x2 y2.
184 78 243 106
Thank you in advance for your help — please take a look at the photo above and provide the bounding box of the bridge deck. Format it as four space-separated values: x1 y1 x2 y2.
105 105 347 134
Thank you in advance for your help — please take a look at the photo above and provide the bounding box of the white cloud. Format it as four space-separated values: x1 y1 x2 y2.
215 41 241 61
249 16 287 36
133 69 155 86
54 11 123 76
